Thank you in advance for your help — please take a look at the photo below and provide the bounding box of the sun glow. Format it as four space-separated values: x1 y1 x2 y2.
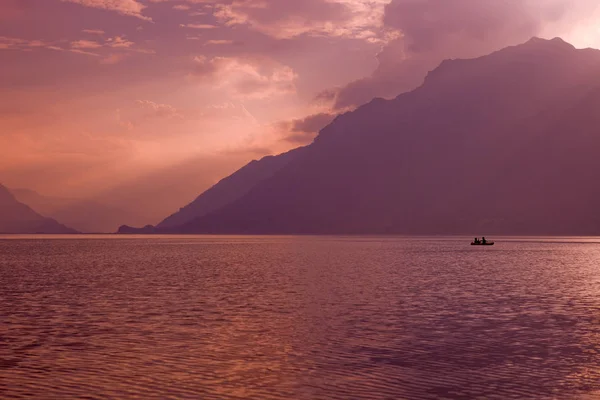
565 23 600 49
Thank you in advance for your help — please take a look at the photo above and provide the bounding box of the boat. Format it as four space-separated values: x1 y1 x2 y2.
471 241 494 246
471 237 494 246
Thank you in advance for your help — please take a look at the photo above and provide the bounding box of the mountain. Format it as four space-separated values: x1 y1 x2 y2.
80 152 256 233
11 188 149 233
134 37 600 235
0 184 77 234
156 147 307 229
12 151 250 233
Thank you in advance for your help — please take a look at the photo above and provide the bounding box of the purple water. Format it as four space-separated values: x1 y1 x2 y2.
1 236 599 399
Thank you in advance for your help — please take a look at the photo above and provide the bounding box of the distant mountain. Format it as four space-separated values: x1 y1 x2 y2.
0 184 77 234
11 188 148 233
127 37 600 235
50 200 149 234
10 188 74 216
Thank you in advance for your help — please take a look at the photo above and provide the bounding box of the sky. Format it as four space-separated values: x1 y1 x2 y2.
2 0 600 201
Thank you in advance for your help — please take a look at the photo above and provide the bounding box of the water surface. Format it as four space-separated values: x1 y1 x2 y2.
1 236 599 399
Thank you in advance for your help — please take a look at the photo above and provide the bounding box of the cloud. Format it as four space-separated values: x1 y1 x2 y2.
324 0 577 110
114 101 184 135
289 112 336 134
1 31 146 61
45 45 100 57
277 112 336 143
0 36 25 49
0 36 103 56
180 23 218 29
135 100 183 119
200 102 257 121
191 56 298 99
82 29 105 35
71 40 103 49
61 0 152 21
204 39 235 45
106 36 134 48
0 36 47 50
70 36 136 52
213 0 396 42
69 48 101 57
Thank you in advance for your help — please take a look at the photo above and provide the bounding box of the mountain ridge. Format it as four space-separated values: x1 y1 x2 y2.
121 37 600 235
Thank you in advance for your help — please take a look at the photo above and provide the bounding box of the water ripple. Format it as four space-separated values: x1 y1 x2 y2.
0 236 599 399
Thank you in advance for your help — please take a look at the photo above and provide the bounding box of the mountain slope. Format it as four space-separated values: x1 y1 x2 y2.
165 37 600 235
156 147 307 229
0 185 77 234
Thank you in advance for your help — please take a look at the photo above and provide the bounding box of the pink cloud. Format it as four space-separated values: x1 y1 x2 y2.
0 37 47 50
180 23 218 29
61 0 152 21
213 0 395 42
0 36 101 57
204 39 235 45
71 40 103 49
135 100 183 119
192 56 298 99
106 36 135 48
82 29 105 35
278 112 337 144
69 48 101 57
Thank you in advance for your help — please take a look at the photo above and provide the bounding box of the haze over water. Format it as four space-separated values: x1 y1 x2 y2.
1 236 599 399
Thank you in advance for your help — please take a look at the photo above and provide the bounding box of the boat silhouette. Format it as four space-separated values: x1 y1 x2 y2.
471 237 494 246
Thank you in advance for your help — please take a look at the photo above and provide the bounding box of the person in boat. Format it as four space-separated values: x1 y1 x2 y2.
481 237 487 244
474 237 480 244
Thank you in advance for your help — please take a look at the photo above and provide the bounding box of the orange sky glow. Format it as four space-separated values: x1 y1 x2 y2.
1 0 600 205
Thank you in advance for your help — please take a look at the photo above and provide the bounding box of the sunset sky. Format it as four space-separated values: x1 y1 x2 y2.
2 0 600 200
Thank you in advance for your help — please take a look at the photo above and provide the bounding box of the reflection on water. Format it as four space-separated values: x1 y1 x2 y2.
0 236 599 399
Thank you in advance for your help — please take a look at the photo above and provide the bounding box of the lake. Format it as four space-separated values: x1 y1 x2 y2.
1 235 599 399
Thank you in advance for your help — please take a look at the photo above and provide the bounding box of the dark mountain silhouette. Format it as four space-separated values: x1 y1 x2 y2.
129 37 600 235
0 184 77 234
